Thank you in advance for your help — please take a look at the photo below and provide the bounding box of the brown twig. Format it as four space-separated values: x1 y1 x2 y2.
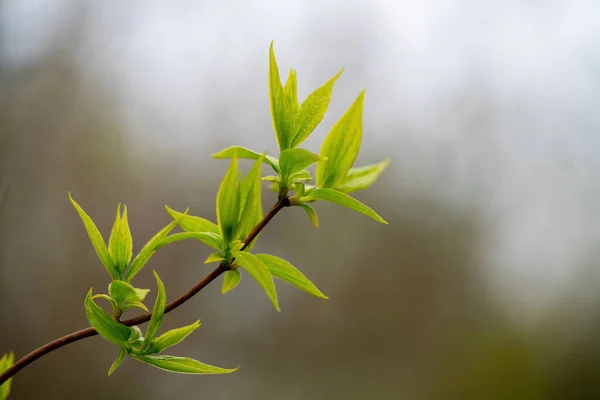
0 198 289 385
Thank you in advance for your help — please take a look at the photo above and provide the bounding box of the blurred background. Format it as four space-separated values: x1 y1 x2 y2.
1 0 600 399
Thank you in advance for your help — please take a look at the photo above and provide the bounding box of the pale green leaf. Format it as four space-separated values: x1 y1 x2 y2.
337 158 390 193
233 251 280 311
0 351 14 400
303 188 387 224
262 175 280 183
221 270 241 294
217 156 241 244
108 204 133 277
204 252 225 264
279 148 320 183
143 271 166 349
235 156 264 244
108 347 127 376
212 146 279 173
316 91 365 189
121 300 148 313
296 203 319 227
69 192 116 279
124 211 187 282
109 280 148 307
165 206 218 234
289 170 312 184
147 320 201 354
256 254 328 299
290 69 343 148
155 232 224 252
132 355 238 375
283 68 299 118
269 41 292 149
85 289 132 346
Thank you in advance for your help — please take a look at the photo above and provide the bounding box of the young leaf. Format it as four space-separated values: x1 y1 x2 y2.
154 232 224 252
108 280 149 312
336 158 390 193
283 68 299 118
143 271 167 349
84 289 132 346
269 42 293 150
316 91 365 189
279 148 320 182
256 254 328 299
235 157 264 244
217 157 241 244
165 206 219 234
233 251 280 312
296 203 319 227
132 355 238 375
290 69 343 148
0 351 14 400
108 347 127 376
69 193 117 279
205 252 226 264
124 213 186 282
221 270 241 294
289 170 312 184
212 146 279 173
108 204 133 277
302 188 387 224
147 320 201 354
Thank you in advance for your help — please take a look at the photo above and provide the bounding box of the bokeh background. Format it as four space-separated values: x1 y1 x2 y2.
1 1 600 399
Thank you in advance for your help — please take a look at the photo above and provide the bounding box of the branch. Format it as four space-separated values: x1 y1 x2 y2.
0 197 290 385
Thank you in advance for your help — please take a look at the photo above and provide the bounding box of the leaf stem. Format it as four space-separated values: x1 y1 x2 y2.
0 198 289 386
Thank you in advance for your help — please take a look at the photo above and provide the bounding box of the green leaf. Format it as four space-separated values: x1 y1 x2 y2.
147 320 201 354
165 206 219 234
289 170 312 184
269 41 294 150
337 158 390 193
69 193 117 279
132 355 238 375
0 351 14 400
204 252 225 264
143 271 167 349
279 148 320 183
85 289 132 346
155 232 224 252
212 146 279 173
221 270 241 294
124 212 187 282
233 251 280 312
108 204 133 277
109 280 148 305
303 188 387 224
108 347 127 376
290 69 343 148
296 203 319 227
316 91 365 189
108 280 149 312
283 68 299 118
235 156 264 245
121 300 149 313
256 254 328 299
217 156 241 244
